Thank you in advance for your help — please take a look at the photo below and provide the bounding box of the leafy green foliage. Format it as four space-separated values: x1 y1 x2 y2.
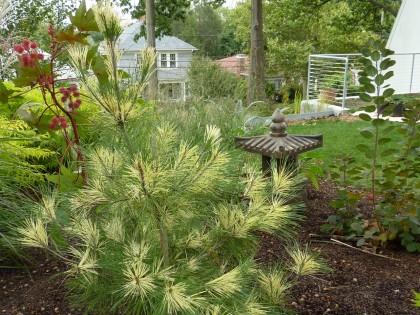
118 0 190 37
0 81 18 103
0 116 55 185
68 0 99 33
171 4 242 59
322 38 420 252
1 0 77 37
228 0 383 78
187 56 246 100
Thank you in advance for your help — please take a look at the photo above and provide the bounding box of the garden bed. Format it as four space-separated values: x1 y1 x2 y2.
1 181 419 315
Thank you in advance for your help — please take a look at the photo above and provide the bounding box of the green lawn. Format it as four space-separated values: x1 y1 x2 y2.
286 118 404 170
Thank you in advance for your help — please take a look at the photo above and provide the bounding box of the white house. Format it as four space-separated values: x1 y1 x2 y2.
118 20 197 101
386 0 420 94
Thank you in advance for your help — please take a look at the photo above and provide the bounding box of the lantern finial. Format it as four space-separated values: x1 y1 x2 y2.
270 108 287 137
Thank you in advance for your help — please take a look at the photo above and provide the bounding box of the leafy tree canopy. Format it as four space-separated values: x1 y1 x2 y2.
228 0 401 79
171 4 242 59
1 0 77 37
116 0 226 37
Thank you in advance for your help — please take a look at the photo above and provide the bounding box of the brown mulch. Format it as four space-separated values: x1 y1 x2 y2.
258 180 420 315
1 181 419 315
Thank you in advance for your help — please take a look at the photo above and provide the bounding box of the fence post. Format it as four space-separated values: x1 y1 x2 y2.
342 56 349 109
306 56 312 100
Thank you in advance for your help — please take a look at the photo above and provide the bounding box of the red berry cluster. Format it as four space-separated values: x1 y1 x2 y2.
59 85 82 110
48 25 55 37
13 39 44 67
49 116 68 130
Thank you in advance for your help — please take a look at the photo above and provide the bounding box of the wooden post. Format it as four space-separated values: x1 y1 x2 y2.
262 155 271 177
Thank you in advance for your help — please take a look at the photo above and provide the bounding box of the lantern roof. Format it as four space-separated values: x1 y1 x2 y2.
235 109 323 158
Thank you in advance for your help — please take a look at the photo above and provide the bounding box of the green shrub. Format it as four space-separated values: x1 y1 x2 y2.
322 38 420 252
187 56 245 100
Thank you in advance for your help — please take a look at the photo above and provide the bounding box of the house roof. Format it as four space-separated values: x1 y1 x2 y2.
216 54 249 76
119 21 197 52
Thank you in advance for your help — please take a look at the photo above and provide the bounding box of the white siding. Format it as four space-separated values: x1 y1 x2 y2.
386 0 420 94
387 0 420 53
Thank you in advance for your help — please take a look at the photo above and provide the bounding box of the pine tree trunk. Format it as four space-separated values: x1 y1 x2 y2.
247 0 265 105
146 0 158 101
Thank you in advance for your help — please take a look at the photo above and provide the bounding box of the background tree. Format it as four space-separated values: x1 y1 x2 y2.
145 0 158 100
187 56 245 99
228 0 400 81
1 0 77 38
172 5 222 58
117 0 225 37
247 0 265 104
171 4 241 59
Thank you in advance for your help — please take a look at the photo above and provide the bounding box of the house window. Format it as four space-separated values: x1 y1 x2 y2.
160 54 167 67
170 54 176 68
159 53 177 68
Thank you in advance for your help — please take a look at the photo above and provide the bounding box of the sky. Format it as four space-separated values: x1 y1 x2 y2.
224 0 240 9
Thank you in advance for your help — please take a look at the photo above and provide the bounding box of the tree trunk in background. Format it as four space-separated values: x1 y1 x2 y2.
247 0 265 105
146 0 158 100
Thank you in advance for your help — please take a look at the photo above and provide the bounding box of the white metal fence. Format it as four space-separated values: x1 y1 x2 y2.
307 53 420 108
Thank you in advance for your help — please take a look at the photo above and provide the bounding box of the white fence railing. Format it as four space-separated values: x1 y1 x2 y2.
307 53 420 108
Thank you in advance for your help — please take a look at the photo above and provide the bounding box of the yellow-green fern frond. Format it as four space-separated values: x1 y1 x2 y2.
287 243 332 276
258 268 291 305
122 262 156 299
18 218 49 248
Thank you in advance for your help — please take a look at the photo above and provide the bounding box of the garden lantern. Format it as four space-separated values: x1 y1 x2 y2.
235 108 323 176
